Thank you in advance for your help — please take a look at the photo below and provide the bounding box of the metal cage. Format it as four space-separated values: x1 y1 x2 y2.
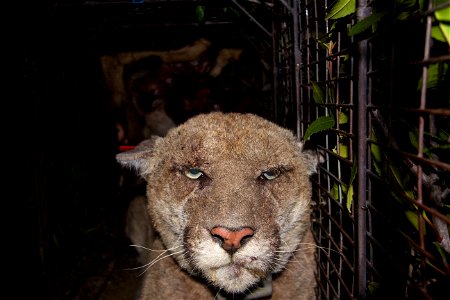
21 1 449 299
272 0 450 299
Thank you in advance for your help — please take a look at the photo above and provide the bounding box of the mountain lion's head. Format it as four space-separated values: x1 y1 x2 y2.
117 112 320 297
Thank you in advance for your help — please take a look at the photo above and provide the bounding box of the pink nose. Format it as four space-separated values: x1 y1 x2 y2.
210 226 254 253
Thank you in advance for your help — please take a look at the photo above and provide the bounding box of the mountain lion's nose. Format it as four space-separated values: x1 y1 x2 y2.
210 226 254 253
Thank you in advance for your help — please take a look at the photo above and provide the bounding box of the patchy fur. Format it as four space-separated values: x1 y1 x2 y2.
117 112 320 299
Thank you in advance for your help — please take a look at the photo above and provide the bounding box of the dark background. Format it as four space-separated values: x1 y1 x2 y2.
10 1 265 299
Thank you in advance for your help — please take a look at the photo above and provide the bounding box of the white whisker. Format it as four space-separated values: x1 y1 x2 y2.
276 242 342 256
125 249 170 271
129 244 180 252
137 249 186 277
214 287 223 299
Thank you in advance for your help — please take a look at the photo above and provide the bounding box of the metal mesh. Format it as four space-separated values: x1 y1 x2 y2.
272 0 450 299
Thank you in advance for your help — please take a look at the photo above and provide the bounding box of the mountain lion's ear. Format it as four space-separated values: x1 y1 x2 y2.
298 142 325 176
116 136 162 177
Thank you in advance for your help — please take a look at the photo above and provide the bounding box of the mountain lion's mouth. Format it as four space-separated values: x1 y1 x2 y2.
219 261 267 279
229 264 244 276
206 263 268 294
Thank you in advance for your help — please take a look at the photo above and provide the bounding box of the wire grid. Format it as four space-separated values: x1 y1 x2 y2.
363 1 450 298
272 0 450 299
272 0 298 129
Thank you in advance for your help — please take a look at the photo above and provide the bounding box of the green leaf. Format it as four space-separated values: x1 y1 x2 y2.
409 130 419 150
340 143 349 158
396 0 424 20
434 242 449 266
405 210 419 231
390 190 408 205
435 3 450 46
390 163 407 190
224 6 241 18
434 143 450 150
331 182 349 202
409 128 434 156
331 182 340 200
195 6 206 23
346 157 358 212
370 129 382 161
438 129 449 141
405 190 415 201
372 158 382 176
405 210 427 234
418 0 425 11
303 116 335 141
368 281 381 296
346 185 354 212
348 12 387 36
427 61 448 90
432 25 446 43
326 0 356 20
312 82 325 104
338 112 349 124
370 129 383 176
332 142 349 158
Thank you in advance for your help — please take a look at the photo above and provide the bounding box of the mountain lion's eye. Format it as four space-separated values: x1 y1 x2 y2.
259 168 281 180
184 168 204 180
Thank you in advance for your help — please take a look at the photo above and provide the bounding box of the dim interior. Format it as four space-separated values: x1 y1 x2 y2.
16 1 276 299
14 1 450 299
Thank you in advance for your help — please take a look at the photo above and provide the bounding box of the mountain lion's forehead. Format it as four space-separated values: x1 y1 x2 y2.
171 113 293 141
156 113 299 164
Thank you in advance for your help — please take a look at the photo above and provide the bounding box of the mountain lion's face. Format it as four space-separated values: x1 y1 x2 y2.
117 112 319 294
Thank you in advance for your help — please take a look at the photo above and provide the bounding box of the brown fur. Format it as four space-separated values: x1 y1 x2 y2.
117 112 320 299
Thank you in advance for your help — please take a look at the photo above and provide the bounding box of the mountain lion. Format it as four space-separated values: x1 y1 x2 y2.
117 112 321 299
